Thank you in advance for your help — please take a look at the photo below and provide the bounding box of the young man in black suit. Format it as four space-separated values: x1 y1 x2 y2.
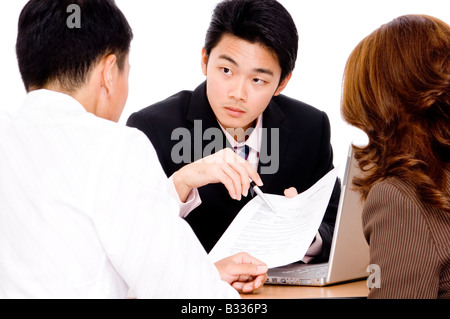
127 0 341 262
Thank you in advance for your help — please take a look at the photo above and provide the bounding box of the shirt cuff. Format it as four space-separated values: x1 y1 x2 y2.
167 174 202 218
301 231 323 264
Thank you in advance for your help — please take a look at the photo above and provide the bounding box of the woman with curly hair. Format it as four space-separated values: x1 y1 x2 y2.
341 14 450 299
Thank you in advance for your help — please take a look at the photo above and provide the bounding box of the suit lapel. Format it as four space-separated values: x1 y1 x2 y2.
259 98 290 192
187 82 231 162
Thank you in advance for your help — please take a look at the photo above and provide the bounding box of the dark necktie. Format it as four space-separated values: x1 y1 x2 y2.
234 144 250 160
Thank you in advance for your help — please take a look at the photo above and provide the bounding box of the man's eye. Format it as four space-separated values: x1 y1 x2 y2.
222 67 232 75
253 78 266 85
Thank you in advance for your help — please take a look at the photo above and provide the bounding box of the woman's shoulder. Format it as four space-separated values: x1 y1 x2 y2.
363 177 430 239
364 175 450 245
366 177 419 208
367 170 449 214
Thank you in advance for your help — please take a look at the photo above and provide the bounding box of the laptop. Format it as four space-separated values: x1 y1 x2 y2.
266 145 370 286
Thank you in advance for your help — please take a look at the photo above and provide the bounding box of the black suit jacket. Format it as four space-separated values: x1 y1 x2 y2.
127 82 341 262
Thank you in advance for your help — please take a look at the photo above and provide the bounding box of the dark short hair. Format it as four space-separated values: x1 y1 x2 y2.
204 0 298 82
16 0 133 92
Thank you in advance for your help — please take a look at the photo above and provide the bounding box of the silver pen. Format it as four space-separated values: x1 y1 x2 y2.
249 179 277 213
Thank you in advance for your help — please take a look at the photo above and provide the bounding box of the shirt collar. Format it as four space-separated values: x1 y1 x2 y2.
20 89 88 116
219 114 263 153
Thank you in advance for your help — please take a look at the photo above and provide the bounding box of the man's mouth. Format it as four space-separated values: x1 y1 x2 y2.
224 106 246 117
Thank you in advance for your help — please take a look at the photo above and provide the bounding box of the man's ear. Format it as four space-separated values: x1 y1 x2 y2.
274 73 292 96
101 54 118 93
201 47 208 76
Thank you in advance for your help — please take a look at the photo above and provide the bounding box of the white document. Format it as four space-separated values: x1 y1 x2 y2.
209 168 338 268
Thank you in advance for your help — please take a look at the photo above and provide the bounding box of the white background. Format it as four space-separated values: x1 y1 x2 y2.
1 0 449 175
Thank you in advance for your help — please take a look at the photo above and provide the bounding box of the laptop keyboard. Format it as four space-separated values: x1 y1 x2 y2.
266 264 329 285
294 264 328 277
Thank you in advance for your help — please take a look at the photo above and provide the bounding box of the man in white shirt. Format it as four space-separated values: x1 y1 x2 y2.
0 0 267 299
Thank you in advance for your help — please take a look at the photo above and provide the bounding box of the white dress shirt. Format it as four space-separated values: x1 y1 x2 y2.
221 114 264 172
0 89 239 299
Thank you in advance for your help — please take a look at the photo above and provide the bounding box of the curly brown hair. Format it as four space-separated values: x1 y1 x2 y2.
341 14 450 212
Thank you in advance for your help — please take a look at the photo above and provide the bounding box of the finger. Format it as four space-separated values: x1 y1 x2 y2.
223 149 263 188
238 159 263 187
241 282 257 294
240 275 266 293
235 274 253 282
221 148 242 164
227 162 251 197
195 160 240 199
212 168 238 200
284 187 298 198
228 263 268 278
220 164 244 200
235 252 267 268
213 164 245 200
231 282 244 293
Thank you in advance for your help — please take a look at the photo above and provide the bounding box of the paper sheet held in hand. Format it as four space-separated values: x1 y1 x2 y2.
209 168 337 268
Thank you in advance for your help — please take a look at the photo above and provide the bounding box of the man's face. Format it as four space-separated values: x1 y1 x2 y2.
202 34 289 132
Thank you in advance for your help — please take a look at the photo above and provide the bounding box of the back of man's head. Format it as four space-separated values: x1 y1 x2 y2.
16 0 133 93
